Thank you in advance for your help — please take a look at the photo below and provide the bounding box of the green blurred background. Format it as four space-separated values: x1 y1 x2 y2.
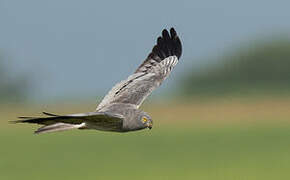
1 0 290 179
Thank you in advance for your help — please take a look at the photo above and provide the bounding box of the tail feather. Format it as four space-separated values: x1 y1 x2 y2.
35 122 86 134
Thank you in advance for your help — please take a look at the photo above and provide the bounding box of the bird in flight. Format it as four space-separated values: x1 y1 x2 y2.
14 28 182 134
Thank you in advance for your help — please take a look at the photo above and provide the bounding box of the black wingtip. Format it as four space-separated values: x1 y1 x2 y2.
12 117 32 124
10 117 31 124
170 28 177 37
9 116 31 124
18 116 33 119
149 27 182 62
42 111 59 116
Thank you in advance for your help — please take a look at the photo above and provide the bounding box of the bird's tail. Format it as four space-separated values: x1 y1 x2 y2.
35 122 85 134
11 111 86 134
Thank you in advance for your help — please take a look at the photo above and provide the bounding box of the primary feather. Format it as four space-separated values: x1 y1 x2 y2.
97 28 182 110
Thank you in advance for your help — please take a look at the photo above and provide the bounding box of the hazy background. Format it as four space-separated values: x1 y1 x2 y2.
1 0 290 179
1 0 290 102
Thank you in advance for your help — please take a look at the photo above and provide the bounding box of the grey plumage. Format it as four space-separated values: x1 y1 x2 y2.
14 28 182 134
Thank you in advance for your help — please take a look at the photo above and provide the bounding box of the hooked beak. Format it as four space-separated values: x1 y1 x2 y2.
147 122 153 129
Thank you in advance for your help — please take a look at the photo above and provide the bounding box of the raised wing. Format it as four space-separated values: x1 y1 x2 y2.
97 28 182 111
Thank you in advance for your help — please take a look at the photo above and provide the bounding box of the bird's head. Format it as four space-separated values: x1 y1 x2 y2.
139 112 153 130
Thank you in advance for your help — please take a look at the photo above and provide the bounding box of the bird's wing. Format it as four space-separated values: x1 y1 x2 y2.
15 111 124 125
97 28 182 110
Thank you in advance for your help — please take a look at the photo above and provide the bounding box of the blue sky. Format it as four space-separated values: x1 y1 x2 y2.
1 0 290 102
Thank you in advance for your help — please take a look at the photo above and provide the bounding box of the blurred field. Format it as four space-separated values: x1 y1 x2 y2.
1 97 290 180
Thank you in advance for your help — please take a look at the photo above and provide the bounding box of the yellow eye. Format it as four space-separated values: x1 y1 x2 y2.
142 117 148 123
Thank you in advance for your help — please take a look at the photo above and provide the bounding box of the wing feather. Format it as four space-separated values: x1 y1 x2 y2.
97 28 182 110
14 112 124 126
14 112 124 133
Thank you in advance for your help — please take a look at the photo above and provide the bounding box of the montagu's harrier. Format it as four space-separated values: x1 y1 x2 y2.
14 28 182 134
